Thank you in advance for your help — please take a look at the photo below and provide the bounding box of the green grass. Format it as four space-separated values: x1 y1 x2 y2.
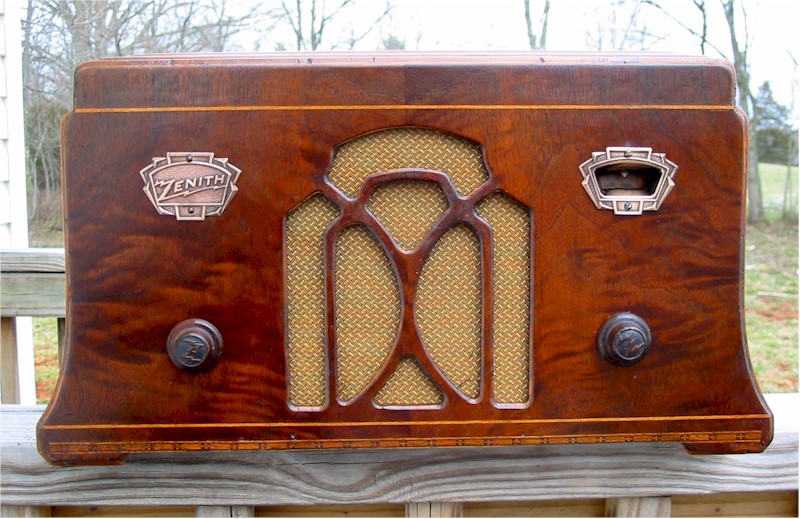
33 317 60 404
745 223 798 392
759 162 798 221
744 163 799 393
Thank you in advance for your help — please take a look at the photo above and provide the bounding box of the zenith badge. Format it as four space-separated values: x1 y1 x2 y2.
141 152 241 221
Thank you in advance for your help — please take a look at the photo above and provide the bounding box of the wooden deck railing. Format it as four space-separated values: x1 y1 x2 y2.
1 248 797 518
0 248 65 404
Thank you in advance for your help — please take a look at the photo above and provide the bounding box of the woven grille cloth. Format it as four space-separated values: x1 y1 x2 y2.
335 225 401 403
476 193 531 404
286 127 531 409
374 357 444 407
416 224 482 399
367 180 448 251
327 127 488 197
285 194 339 408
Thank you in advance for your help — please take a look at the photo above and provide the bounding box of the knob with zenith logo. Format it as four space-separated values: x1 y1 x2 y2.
597 312 652 367
167 318 223 372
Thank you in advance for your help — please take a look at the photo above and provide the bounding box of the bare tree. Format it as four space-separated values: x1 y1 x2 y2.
22 0 261 228
523 0 550 50
275 0 392 51
721 0 763 222
644 0 765 222
586 0 665 51
642 0 727 55
782 52 798 220
381 35 406 50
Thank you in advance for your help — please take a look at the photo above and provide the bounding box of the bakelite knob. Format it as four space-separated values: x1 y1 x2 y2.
167 318 223 372
597 312 652 367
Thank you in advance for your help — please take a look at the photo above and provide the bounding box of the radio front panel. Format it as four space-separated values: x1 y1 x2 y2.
38 53 772 464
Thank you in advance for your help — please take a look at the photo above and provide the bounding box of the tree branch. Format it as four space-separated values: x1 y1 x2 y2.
641 0 727 57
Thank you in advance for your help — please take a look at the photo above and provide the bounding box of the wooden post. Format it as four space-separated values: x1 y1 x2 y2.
0 505 52 517
195 506 254 517
1 317 20 404
605 497 672 517
406 502 463 517
56 317 65 360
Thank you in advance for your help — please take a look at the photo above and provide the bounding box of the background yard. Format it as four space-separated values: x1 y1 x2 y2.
744 162 798 393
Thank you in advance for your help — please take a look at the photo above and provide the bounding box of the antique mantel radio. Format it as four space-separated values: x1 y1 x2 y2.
38 53 772 465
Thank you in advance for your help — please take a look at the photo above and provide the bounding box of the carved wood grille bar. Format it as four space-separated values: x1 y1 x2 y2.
284 127 532 410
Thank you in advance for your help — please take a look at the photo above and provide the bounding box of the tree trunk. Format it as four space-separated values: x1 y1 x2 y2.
747 124 764 223
782 133 798 220
524 0 550 50
722 0 764 223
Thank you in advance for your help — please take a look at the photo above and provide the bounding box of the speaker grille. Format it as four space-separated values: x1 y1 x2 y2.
328 127 489 197
285 193 340 409
416 224 482 400
335 225 401 403
476 193 531 405
374 357 444 407
367 180 448 251
285 127 533 410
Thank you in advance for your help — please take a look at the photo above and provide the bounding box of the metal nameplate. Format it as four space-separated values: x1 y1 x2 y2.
141 152 241 221
579 147 677 216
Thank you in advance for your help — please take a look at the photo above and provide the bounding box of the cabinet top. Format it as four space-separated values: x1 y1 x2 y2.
72 51 738 110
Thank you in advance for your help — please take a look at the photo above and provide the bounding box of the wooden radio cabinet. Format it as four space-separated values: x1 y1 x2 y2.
38 52 772 465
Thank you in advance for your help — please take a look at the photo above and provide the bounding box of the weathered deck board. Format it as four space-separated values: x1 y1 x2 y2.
14 494 798 518
0 273 66 317
0 249 65 318
0 249 65 273
0 394 796 507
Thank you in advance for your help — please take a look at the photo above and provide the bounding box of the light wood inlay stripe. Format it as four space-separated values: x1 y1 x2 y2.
73 104 735 114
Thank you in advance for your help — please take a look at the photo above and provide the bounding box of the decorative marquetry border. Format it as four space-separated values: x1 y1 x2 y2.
47 430 764 456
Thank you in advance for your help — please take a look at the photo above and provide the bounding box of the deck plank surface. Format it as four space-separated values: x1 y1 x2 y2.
1 395 796 507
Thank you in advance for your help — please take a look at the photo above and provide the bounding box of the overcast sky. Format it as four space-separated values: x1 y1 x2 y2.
399 0 798 107
248 0 797 113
